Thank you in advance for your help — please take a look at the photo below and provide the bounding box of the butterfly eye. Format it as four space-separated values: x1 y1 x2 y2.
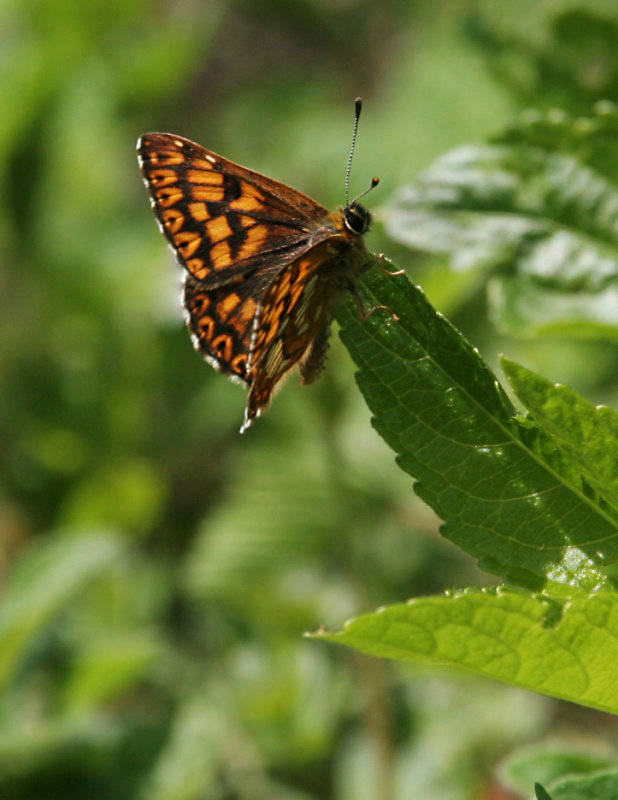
343 202 372 235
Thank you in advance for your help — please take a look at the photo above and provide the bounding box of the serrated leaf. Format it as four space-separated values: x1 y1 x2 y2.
384 106 618 336
317 589 618 714
336 268 618 591
385 144 549 273
502 358 618 510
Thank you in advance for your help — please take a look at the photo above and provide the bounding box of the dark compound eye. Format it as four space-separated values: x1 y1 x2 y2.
343 202 372 235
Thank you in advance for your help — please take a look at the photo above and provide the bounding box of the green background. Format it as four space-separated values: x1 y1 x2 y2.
2 1 618 798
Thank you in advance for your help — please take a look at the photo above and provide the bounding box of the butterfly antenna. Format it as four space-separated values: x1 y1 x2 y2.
352 175 380 204
345 97 379 206
345 97 363 207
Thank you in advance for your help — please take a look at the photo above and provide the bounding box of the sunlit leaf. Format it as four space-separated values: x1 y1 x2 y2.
384 104 618 337
502 358 618 510
319 589 618 714
337 267 617 592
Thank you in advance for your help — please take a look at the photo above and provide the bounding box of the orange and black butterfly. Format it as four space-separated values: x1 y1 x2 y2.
137 99 381 432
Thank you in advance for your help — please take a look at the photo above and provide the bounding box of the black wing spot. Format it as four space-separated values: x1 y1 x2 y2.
223 174 242 202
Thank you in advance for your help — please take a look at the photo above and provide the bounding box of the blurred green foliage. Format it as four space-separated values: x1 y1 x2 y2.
3 1 618 799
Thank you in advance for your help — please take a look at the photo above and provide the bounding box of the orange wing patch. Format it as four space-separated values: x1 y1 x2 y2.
162 208 185 234
205 215 233 242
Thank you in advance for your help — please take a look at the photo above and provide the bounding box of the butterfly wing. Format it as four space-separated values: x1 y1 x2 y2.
242 240 357 431
138 131 371 432
184 271 262 384
138 133 334 287
183 242 336 402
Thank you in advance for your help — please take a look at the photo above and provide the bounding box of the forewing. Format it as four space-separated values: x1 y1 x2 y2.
138 133 331 287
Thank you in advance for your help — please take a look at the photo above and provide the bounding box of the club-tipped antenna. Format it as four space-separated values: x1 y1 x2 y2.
345 97 364 207
351 175 380 205
345 97 379 207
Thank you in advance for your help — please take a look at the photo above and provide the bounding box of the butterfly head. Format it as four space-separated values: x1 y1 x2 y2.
343 201 372 235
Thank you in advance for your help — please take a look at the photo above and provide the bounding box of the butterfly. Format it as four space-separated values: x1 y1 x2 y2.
137 98 384 433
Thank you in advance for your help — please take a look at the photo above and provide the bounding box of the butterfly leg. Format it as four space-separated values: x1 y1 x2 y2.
351 287 399 323
349 253 402 321
380 255 406 277
363 252 406 277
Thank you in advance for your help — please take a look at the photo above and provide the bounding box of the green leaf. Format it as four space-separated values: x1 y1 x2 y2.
488 275 618 340
183 443 348 599
501 744 613 798
0 531 124 690
470 11 618 116
495 104 618 181
337 267 618 592
383 104 618 337
548 771 618 800
62 632 163 712
0 711 122 783
138 697 219 800
502 357 618 510
317 589 618 714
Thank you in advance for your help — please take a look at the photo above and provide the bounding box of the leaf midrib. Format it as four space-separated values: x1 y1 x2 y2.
353 275 618 548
